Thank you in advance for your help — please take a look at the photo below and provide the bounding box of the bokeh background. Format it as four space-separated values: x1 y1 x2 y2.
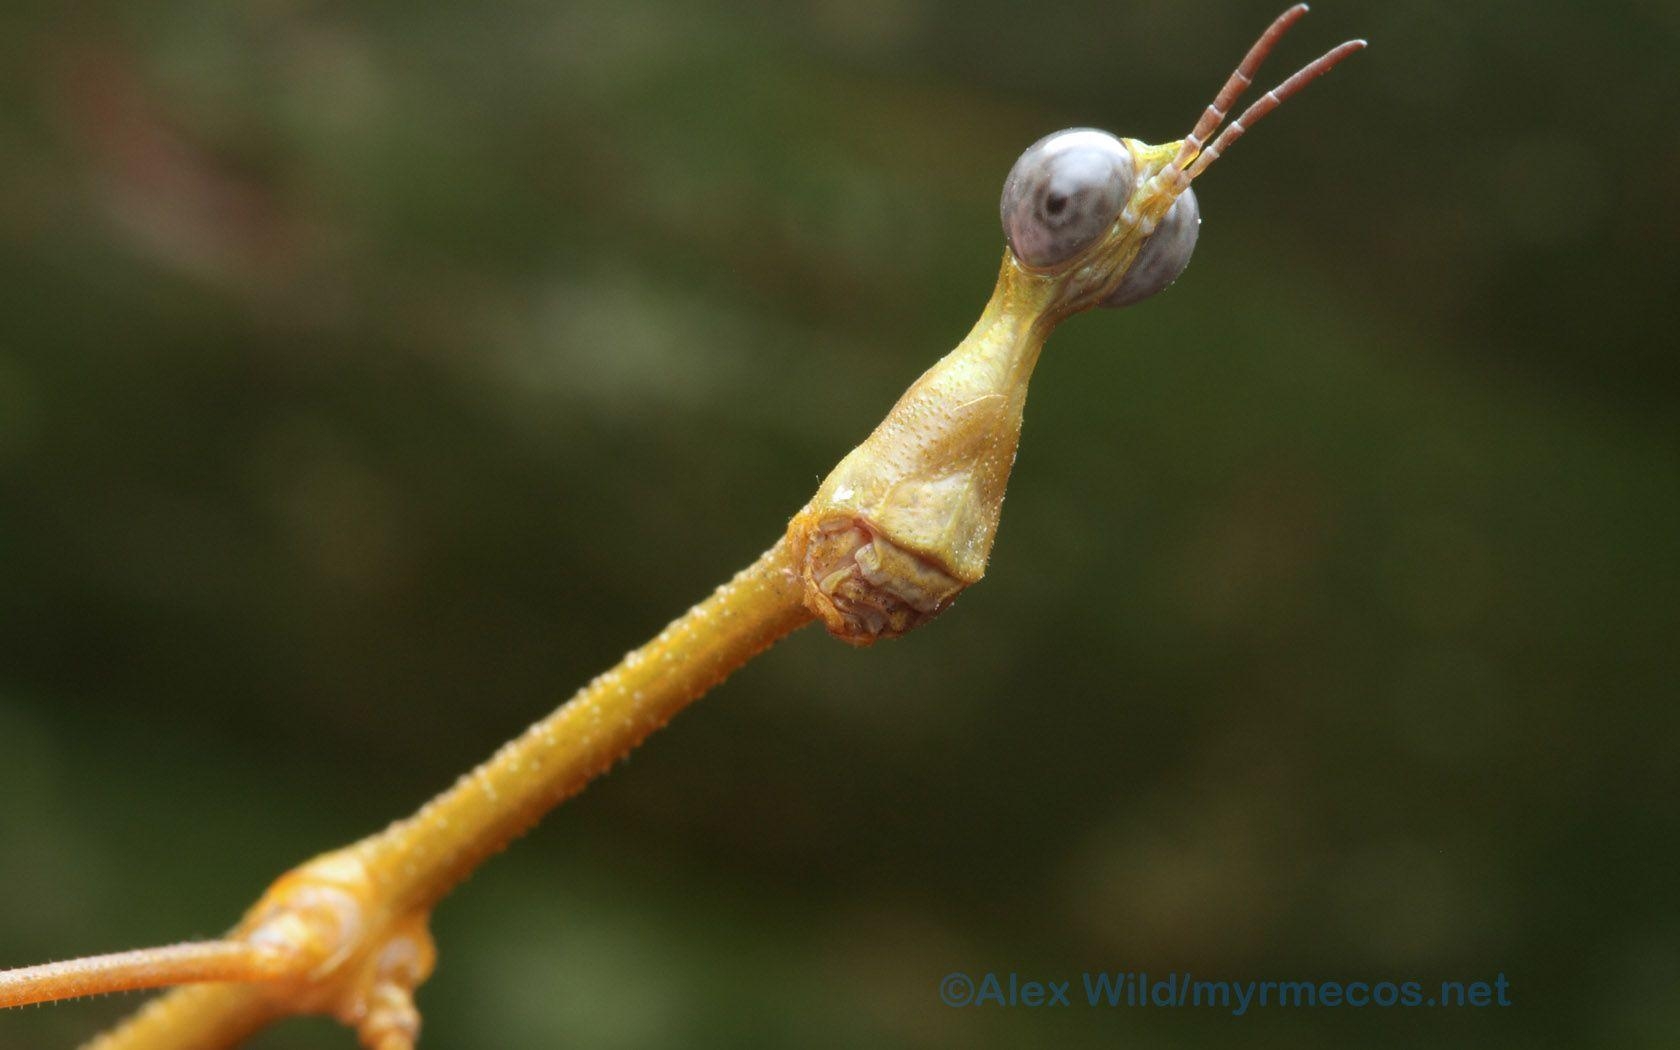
2 1 1675 1047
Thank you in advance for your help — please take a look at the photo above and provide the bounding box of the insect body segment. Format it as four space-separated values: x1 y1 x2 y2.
1007 6 1363 315
794 7 1364 644
0 8 1365 1046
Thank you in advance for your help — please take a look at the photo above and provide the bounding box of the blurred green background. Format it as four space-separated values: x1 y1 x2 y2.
1 1 1675 1047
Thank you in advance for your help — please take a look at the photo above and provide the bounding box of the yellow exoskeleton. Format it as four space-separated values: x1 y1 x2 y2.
1 7 1363 1047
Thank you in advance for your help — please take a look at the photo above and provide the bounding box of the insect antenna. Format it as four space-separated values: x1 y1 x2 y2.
1182 37 1366 182
1167 3 1311 176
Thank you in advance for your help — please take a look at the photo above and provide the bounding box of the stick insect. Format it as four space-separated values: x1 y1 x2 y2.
1 7 1363 1046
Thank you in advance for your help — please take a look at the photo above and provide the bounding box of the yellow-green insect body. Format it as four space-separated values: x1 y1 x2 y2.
788 5 1364 646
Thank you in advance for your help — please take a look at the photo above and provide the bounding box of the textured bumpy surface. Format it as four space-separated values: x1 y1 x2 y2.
0 9 1378 1046
79 541 815 1050
789 254 1059 645
798 515 963 640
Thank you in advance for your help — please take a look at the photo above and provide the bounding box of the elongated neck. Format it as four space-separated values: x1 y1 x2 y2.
785 253 1062 642
824 251 1060 547
950 266 1053 397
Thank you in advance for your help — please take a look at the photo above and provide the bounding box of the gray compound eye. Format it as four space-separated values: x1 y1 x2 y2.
1101 187 1200 308
1000 128 1136 269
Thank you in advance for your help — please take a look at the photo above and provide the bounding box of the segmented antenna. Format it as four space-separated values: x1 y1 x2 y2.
1184 38 1365 180
1165 5 1366 188
1169 4 1309 173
